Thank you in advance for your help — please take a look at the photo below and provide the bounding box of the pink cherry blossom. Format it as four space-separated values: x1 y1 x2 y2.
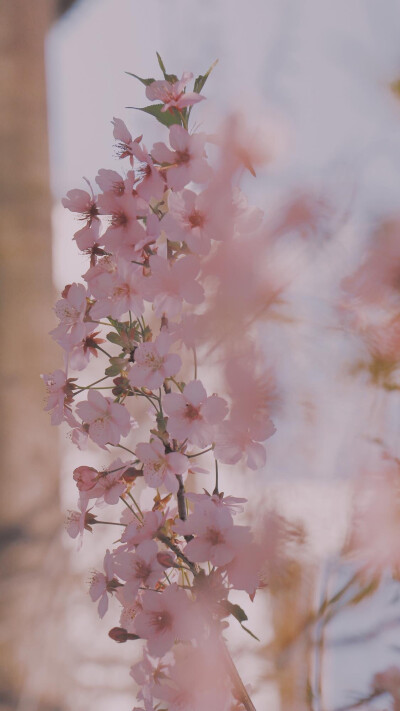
202 233 284 348
65 502 96 544
215 111 282 177
232 186 264 235
225 537 264 596
153 639 234 711
128 332 181 390
152 125 212 191
131 650 168 711
112 117 143 165
96 168 127 196
65 509 86 541
41 369 76 426
89 258 145 320
93 458 128 505
62 187 98 223
146 72 205 112
98 192 147 255
214 410 276 470
132 146 165 202
162 189 215 255
73 219 101 253
168 313 204 350
117 540 164 603
89 549 118 619
75 390 131 447
143 254 204 318
163 380 227 447
176 502 251 567
130 649 168 689
120 600 142 634
135 438 188 493
66 331 105 372
186 491 247 516
224 355 278 424
120 510 165 548
70 422 89 450
50 282 91 346
134 583 196 657
270 191 331 242
83 254 117 297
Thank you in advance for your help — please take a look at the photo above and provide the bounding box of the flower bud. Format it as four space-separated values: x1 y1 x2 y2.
156 551 175 568
108 627 140 643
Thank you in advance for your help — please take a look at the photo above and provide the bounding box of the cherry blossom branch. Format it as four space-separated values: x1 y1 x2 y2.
75 375 110 390
44 56 278 710
176 474 187 522
213 459 219 495
120 496 141 523
156 532 197 576
186 446 214 458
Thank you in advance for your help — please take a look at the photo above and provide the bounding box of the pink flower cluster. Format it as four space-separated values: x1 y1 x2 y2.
44 58 280 711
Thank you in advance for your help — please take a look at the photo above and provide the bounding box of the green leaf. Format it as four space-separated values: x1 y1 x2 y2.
105 356 128 377
142 325 152 342
125 71 155 87
105 364 123 377
220 600 248 623
193 59 218 95
156 52 178 83
156 51 167 76
106 332 124 346
127 104 182 128
108 317 127 333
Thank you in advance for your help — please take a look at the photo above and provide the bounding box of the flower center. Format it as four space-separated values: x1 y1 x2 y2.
134 560 152 582
188 210 205 229
111 210 128 227
113 283 131 299
144 352 164 371
112 181 125 196
185 403 201 421
138 163 153 180
55 303 80 324
205 527 225 546
151 610 172 632
177 149 190 164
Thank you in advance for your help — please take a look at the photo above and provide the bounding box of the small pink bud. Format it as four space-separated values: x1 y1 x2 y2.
156 551 175 568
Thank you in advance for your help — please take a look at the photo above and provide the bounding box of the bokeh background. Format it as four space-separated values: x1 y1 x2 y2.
2 1 400 709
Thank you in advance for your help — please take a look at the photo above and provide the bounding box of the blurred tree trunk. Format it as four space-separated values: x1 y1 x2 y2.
267 562 316 711
0 1 74 709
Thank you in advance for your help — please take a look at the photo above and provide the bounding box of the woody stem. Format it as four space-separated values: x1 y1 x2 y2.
176 474 187 521
156 532 197 575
